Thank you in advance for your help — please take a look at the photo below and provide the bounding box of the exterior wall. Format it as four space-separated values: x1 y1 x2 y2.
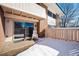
38 19 48 37
37 4 48 37
56 14 61 27
1 3 48 37
1 3 46 19
39 19 48 32
45 27 79 41
0 15 5 47
48 16 56 27
44 3 64 16
0 6 5 48
5 18 14 42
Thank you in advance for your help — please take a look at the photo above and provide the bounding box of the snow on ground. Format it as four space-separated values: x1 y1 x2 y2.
17 38 79 56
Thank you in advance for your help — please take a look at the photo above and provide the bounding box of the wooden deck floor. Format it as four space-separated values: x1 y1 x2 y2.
0 40 35 56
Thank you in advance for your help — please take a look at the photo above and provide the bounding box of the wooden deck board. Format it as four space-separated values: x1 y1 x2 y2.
0 40 35 56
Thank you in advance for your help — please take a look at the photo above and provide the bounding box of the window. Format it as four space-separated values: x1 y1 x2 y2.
48 10 56 27
48 10 56 19
14 22 34 42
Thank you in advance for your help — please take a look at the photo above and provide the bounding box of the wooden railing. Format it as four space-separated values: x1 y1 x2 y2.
45 27 79 41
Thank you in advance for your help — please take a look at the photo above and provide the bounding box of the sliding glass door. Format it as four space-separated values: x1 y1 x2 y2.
14 22 34 42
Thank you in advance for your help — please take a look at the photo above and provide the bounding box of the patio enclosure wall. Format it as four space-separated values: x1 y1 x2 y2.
45 27 79 41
